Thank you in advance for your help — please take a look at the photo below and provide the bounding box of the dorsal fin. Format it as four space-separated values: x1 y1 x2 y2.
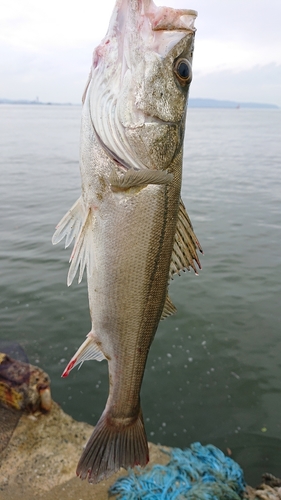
161 294 177 320
170 198 203 278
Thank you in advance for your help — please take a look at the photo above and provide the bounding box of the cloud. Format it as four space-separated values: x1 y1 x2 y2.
1 0 281 104
0 0 115 50
0 41 93 102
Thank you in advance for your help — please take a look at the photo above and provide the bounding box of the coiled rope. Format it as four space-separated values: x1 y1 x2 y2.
109 442 246 500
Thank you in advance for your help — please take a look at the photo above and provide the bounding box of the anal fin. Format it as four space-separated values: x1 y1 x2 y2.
62 332 105 378
170 198 203 278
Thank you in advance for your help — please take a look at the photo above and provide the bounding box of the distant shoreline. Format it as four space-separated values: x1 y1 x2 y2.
189 98 279 109
0 97 279 109
0 99 76 107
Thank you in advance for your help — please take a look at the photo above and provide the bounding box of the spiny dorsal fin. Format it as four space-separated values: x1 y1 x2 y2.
109 168 173 191
161 294 177 320
170 198 203 278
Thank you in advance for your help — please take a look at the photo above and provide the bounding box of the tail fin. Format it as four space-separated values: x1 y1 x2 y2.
76 409 149 483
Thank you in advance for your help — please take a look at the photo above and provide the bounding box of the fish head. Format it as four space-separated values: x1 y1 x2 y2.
86 0 197 171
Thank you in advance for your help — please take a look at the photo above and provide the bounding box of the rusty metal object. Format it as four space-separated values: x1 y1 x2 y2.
0 352 52 413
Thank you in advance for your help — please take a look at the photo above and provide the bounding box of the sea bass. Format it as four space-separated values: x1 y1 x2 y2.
52 0 202 484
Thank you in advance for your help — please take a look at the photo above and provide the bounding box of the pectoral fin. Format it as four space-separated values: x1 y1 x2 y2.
170 198 203 278
52 196 86 248
110 168 173 191
67 207 94 286
52 197 94 286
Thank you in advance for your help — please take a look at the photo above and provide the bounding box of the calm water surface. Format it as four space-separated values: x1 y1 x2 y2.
0 104 281 485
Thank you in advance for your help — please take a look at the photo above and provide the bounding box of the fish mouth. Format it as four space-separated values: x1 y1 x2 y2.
150 9 197 33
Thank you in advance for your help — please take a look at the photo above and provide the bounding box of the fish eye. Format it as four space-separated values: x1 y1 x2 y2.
174 58 192 85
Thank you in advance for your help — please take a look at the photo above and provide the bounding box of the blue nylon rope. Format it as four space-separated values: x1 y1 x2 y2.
109 442 246 500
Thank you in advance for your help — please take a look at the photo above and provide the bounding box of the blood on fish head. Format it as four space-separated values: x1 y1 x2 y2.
87 0 197 171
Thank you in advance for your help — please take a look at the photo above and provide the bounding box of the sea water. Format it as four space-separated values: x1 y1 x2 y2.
0 104 280 484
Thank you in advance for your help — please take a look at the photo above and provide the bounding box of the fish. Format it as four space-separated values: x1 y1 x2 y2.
52 0 202 484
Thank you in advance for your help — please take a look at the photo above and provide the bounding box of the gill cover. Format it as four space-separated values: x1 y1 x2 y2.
85 0 197 172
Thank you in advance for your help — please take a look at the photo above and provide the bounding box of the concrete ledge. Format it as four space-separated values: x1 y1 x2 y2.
1 402 281 499
0 402 169 499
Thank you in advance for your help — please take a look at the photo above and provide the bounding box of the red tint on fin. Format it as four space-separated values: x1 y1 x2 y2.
76 408 149 483
61 333 106 379
62 358 77 378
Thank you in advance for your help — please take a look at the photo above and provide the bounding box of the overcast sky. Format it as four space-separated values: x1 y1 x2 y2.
1 0 281 106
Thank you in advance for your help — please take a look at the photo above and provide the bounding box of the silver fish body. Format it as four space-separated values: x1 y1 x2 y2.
53 0 201 483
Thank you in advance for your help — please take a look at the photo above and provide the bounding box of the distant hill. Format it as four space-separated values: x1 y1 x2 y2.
189 98 279 109
0 97 279 109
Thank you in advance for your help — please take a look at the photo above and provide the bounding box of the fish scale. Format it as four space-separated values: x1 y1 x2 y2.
52 0 201 484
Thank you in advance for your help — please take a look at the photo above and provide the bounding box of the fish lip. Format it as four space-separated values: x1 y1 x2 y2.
149 7 197 33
